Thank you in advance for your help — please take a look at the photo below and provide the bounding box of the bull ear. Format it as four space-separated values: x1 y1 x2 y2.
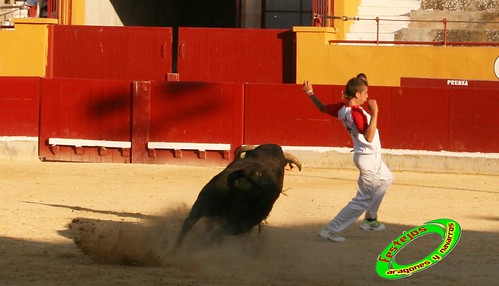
284 152 302 171
235 145 257 158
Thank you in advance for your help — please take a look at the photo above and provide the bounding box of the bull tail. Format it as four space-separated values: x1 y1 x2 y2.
175 209 202 247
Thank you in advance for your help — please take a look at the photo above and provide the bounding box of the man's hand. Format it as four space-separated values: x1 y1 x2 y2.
303 81 314 95
367 99 378 114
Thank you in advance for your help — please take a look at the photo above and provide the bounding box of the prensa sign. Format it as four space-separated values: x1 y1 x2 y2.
376 218 461 280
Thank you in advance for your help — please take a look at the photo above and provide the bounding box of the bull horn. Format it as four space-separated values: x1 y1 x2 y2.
235 145 257 158
284 152 302 171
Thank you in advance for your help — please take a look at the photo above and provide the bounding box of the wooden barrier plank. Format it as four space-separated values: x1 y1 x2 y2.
0 77 40 136
243 83 351 147
177 28 295 83
47 26 172 81
141 81 244 165
449 88 499 153
39 78 132 163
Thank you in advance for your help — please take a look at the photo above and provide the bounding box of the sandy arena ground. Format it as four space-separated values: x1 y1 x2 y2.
0 160 498 285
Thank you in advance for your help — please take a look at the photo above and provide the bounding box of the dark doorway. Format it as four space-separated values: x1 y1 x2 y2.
109 0 239 28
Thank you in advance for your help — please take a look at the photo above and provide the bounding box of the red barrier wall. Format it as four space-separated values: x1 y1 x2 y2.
449 88 498 152
244 84 400 148
47 26 173 81
2 76 497 165
177 28 295 83
386 86 451 150
132 81 245 166
39 78 133 163
398 77 499 152
0 77 40 136
243 83 499 153
244 83 350 146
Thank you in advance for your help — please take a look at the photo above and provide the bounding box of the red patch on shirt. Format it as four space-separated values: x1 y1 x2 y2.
351 106 368 133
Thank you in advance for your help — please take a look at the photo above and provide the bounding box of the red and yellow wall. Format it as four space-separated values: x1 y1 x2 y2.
0 1 497 173
1 1 497 84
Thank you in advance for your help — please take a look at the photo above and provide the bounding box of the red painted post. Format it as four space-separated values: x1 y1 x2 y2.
312 0 319 26
443 18 447 46
329 0 334 27
131 81 151 164
28 5 37 17
46 0 57 19
376 17 380 45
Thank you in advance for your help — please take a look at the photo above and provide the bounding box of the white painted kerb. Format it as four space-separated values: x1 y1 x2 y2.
147 142 231 151
48 138 131 148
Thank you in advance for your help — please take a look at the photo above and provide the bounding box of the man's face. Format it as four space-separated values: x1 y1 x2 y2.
356 85 368 104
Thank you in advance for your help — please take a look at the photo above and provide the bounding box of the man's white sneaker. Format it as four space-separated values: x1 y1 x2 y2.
318 227 346 242
359 219 386 231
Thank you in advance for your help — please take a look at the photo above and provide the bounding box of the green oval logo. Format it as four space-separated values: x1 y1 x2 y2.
376 218 461 279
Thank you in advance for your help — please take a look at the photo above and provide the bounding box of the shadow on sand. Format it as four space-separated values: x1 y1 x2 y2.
1 202 497 285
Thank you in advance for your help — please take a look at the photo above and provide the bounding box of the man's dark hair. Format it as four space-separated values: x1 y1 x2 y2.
356 73 368 84
344 77 367 99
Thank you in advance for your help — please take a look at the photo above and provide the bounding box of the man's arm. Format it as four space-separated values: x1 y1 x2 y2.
364 99 378 143
303 80 328 113
308 95 328 113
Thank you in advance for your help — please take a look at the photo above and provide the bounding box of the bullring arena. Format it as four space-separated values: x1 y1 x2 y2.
1 151 497 285
1 1 498 285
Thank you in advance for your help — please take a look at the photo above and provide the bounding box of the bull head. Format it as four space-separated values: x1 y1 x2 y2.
235 145 302 171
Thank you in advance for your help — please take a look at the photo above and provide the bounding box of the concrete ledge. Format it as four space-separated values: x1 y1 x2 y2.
0 137 38 162
283 147 498 175
0 138 497 175
383 152 498 175
13 18 58 25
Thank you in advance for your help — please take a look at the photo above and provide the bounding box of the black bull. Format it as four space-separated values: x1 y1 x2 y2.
175 144 302 246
